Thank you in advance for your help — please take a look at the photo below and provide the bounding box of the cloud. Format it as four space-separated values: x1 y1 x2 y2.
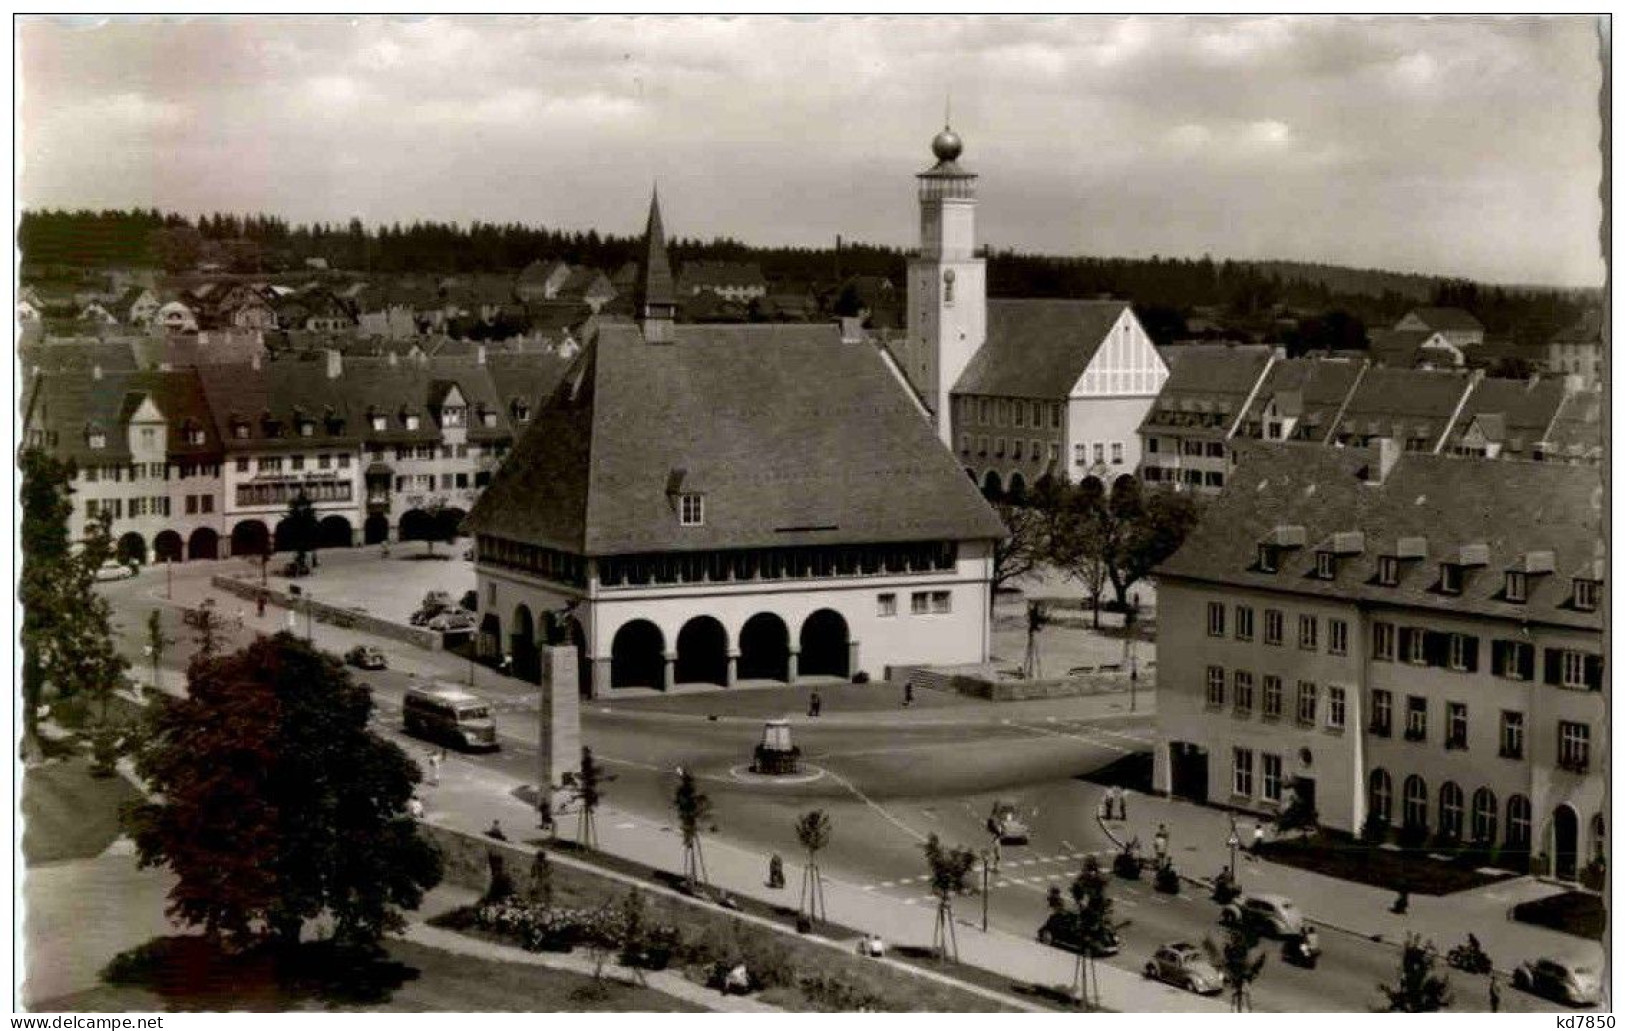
14 14 1606 286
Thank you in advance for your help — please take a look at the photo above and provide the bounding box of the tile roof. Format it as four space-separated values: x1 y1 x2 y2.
1550 308 1604 346
196 359 359 453
1401 307 1484 333
1325 366 1474 449
1543 388 1603 461
25 367 222 463
1140 346 1273 433
1442 376 1567 455
465 321 1006 556
1236 358 1364 441
677 261 768 293
1368 328 1460 368
952 299 1131 399
1156 441 1603 631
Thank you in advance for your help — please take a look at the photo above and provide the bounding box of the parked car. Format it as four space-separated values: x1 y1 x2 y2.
1143 942 1223 995
1220 893 1304 938
987 800 1030 844
427 609 477 633
344 645 387 670
1037 911 1121 957
94 559 138 582
411 590 456 626
1512 955 1602 1006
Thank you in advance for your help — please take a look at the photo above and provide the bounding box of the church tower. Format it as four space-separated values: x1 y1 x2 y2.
635 188 678 343
906 124 986 447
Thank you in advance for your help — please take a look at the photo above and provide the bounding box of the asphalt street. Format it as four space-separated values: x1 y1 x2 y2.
99 562 1564 1013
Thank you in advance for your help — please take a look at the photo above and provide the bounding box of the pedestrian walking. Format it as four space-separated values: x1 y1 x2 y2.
1117 786 1130 821
426 750 441 786
1391 889 1409 915
1153 823 1170 861
256 593 267 619
1489 973 1501 1013
768 853 785 889
990 837 1002 873
808 691 822 718
1251 821 1266 854
487 819 507 841
903 681 914 707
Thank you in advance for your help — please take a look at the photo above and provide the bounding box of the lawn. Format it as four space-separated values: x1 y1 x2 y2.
33 937 700 1012
1511 891 1606 942
1257 832 1516 896
22 758 143 865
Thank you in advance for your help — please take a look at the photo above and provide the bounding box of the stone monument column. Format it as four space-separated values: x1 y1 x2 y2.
538 644 582 818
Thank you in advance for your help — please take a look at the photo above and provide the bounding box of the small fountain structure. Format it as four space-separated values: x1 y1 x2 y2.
751 719 802 775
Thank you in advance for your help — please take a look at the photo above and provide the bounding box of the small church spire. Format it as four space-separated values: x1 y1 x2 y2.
635 187 677 343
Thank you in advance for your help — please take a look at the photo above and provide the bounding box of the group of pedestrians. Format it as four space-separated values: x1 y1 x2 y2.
1099 784 1130 821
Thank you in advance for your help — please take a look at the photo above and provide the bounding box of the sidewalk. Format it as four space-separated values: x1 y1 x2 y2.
1095 791 1602 973
418 750 1225 1013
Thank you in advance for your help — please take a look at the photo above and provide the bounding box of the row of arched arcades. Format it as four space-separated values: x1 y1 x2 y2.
109 507 466 565
484 605 854 697
966 468 1136 505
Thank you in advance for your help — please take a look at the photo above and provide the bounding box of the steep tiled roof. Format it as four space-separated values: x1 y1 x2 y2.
24 368 221 463
1141 346 1272 435
1543 388 1603 462
196 360 358 453
1369 328 1460 368
1401 307 1484 333
1442 376 1567 456
1157 442 1603 631
677 261 768 293
952 299 1131 399
1236 358 1364 441
19 337 141 379
466 321 1005 555
1325 367 1474 449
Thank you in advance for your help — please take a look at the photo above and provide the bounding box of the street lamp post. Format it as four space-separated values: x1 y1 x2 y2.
1124 603 1139 713
1226 824 1240 880
981 850 991 932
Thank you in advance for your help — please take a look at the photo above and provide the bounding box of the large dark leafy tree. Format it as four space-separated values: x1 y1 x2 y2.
282 490 319 567
1101 479 1201 608
1379 935 1452 1012
1205 917 1267 1013
989 475 1065 601
20 448 126 753
125 632 442 952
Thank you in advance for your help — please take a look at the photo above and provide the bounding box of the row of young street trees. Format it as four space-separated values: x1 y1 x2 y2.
989 475 1201 620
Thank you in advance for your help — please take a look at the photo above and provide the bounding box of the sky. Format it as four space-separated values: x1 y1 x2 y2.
15 14 1608 287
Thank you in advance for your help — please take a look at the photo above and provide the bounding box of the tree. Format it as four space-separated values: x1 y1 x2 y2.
1205 917 1267 1013
19 447 75 753
989 476 1064 604
795 809 832 926
673 768 713 888
144 609 174 698
922 833 977 962
1050 484 1112 627
125 632 442 953
183 599 227 666
1060 855 1119 1008
283 490 318 567
56 511 129 724
420 497 458 557
1102 479 1200 608
1379 935 1452 1012
575 746 604 848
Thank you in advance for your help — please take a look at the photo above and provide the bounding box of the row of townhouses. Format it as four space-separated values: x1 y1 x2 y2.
1139 348 1602 495
1154 441 1605 882
21 348 570 565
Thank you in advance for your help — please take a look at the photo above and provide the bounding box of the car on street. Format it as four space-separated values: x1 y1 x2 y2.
427 609 476 633
344 645 387 670
1143 942 1223 995
987 800 1030 844
1220 893 1304 938
95 559 138 582
1512 955 1602 1006
1037 911 1121 956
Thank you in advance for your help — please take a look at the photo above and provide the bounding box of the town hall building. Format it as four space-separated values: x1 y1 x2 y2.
464 192 1006 697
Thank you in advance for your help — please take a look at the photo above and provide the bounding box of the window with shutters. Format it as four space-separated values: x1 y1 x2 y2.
1494 639 1534 680
1205 666 1225 708
1445 702 1468 749
1233 671 1254 716
1404 696 1427 741
1558 721 1590 772
1448 633 1473 671
1264 609 1283 645
1235 605 1254 641
1402 627 1426 665
1207 601 1226 637
1261 676 1282 721
1547 648 1600 691
1499 711 1524 759
1373 621 1395 660
1370 689 1392 736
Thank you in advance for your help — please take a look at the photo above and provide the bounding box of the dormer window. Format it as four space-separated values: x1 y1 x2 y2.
1315 552 1336 580
512 401 530 424
1574 579 1600 612
185 427 205 446
87 428 107 450
1377 556 1400 586
442 405 465 428
679 493 704 527
482 410 497 428
233 422 250 440
299 420 315 437
1257 544 1278 573
1440 563 1463 595
403 413 420 431
370 415 386 432
1505 571 1528 603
